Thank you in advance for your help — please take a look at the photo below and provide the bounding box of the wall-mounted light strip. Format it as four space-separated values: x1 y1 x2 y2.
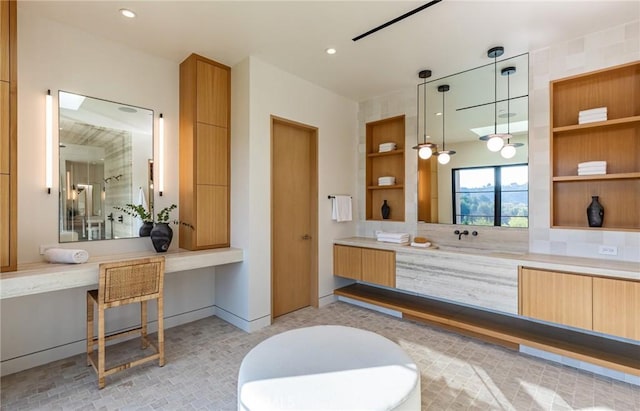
158 113 164 196
45 90 53 194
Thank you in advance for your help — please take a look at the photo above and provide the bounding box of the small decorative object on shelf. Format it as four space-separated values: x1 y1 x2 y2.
587 196 604 227
150 204 194 252
113 204 153 237
381 200 391 219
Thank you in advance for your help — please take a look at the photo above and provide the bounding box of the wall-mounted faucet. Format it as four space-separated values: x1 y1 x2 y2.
454 229 469 240
453 230 479 240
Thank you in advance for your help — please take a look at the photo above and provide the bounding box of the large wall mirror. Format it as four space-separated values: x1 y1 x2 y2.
417 53 529 227
58 91 154 242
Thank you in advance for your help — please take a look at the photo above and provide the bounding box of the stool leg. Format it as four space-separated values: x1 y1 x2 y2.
140 300 148 349
158 296 165 367
98 303 106 389
86 293 94 366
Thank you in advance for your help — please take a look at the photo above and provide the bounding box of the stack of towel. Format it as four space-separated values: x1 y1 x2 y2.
378 142 397 153
578 107 607 124
376 231 410 244
378 176 395 186
410 236 432 248
578 161 607 176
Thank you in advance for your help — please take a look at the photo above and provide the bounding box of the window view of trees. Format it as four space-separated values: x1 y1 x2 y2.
454 165 528 227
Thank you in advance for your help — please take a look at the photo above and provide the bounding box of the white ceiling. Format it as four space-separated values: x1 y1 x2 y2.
22 1 640 102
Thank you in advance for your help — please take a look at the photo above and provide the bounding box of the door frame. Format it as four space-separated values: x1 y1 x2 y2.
270 115 319 318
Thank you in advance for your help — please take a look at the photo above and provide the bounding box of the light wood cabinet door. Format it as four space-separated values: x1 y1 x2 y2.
0 174 9 267
196 60 229 128
593 277 640 340
520 268 592 330
195 185 228 247
0 81 8 175
0 1 9 83
333 245 362 281
196 123 228 186
362 248 395 288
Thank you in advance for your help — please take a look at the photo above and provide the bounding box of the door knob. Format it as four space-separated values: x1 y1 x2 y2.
302 234 311 240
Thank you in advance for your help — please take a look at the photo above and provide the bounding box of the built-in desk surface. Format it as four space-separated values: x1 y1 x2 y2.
0 248 243 299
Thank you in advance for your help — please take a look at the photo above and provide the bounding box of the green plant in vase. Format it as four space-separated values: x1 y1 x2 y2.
113 203 154 237
150 204 193 253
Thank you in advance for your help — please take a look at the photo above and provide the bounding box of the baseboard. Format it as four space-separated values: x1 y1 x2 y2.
0 306 216 377
337 295 402 318
319 293 337 307
215 306 271 333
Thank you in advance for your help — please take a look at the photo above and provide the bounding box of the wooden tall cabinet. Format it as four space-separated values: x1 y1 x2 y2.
366 115 405 221
550 61 640 231
1 0 17 272
179 54 230 250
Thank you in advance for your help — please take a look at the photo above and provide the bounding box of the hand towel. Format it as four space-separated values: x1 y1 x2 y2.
578 107 607 116
578 161 607 168
331 195 352 222
44 248 89 264
410 241 431 248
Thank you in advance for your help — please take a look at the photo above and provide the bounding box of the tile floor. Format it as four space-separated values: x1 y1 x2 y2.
1 302 638 410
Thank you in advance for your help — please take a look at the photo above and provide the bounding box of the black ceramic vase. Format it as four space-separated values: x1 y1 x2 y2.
150 223 173 252
139 221 153 237
381 200 390 220
587 196 604 227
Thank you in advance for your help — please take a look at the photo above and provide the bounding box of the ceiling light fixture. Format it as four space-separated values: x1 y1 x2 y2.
499 66 524 159
435 84 455 165
478 46 510 152
412 69 436 160
119 8 136 18
325 48 337 55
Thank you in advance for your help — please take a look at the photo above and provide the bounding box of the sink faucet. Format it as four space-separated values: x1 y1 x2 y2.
454 229 469 240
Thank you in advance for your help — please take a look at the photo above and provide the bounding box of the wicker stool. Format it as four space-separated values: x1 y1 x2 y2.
86 256 165 388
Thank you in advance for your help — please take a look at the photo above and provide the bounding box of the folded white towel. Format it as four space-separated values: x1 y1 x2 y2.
578 114 607 124
579 107 607 116
410 241 432 248
44 248 89 264
376 231 410 240
377 238 410 244
578 170 606 176
331 195 352 222
578 161 607 168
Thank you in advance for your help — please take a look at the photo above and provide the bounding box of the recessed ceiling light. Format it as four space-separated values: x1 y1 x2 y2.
120 8 136 18
325 48 337 55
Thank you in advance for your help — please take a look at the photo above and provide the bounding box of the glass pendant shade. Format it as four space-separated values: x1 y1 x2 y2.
500 144 517 159
437 152 450 164
487 134 505 151
418 146 433 159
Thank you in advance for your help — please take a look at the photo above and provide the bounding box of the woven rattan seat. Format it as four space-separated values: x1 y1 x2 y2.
86 256 165 388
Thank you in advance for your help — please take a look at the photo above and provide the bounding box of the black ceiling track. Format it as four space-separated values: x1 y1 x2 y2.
352 0 443 42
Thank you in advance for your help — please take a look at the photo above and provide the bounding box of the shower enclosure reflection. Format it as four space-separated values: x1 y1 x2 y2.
58 91 154 242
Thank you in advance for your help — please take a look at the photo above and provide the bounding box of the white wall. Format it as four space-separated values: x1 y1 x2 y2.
357 20 640 263
1 8 218 376
217 57 358 331
17 8 180 262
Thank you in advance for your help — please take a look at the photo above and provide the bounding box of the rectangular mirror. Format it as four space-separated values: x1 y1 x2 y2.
417 53 529 227
58 91 154 242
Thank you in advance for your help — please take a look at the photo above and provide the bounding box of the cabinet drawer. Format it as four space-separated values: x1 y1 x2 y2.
362 248 395 288
333 245 361 280
593 277 640 340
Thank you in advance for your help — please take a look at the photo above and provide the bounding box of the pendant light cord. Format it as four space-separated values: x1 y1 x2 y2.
506 70 510 142
494 55 498 134
442 88 446 150
423 78 427 143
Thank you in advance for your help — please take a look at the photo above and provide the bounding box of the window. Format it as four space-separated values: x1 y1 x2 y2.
453 164 528 227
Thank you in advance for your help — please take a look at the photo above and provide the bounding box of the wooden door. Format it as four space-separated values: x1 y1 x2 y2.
519 268 592 330
272 117 318 318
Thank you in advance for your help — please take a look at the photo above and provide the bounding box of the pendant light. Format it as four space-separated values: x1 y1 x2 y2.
412 69 436 159
479 46 510 151
435 84 455 164
499 66 524 159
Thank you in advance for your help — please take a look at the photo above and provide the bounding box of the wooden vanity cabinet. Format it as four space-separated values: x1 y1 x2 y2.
593 277 640 341
519 267 640 341
333 245 395 287
179 54 230 250
1 0 16 272
519 268 592 330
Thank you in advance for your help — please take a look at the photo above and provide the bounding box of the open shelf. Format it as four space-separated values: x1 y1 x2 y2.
550 61 640 231
335 283 640 376
365 115 405 221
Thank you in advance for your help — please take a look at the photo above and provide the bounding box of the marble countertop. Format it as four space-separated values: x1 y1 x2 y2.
335 237 639 281
0 247 243 299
